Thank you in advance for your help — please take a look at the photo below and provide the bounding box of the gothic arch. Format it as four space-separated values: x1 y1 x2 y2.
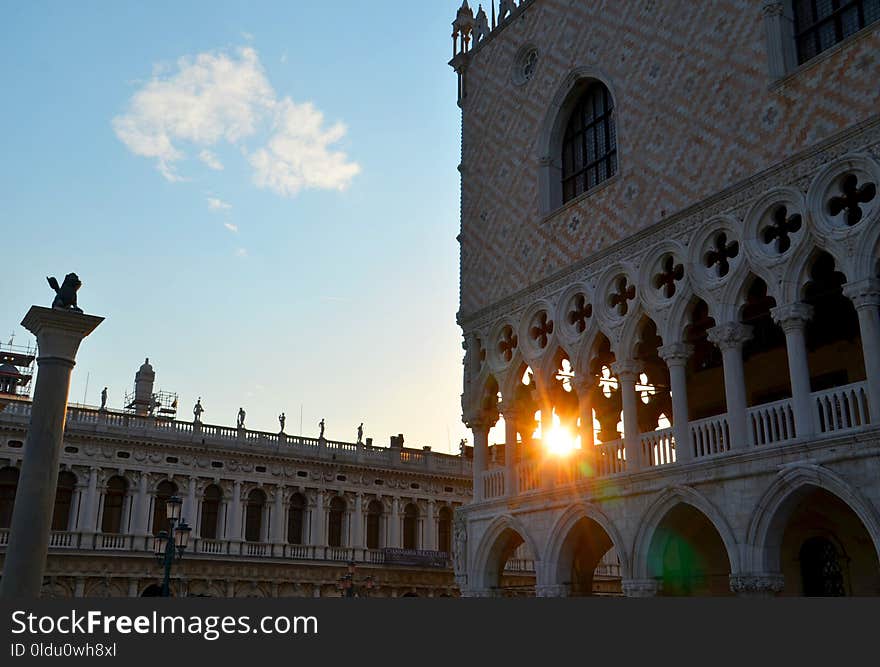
631 485 742 580
544 503 631 583
471 514 543 593
745 463 880 574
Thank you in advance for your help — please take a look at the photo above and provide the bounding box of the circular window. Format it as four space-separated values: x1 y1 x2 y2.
512 48 538 86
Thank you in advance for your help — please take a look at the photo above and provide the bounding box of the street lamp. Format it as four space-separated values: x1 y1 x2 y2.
337 561 375 598
153 496 191 597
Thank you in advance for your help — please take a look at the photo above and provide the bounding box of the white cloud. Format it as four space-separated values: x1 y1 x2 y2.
199 149 223 170
207 197 232 210
235 247 248 257
113 46 358 196
224 222 238 232
249 99 361 196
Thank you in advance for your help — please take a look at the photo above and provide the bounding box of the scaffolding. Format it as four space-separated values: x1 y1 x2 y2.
123 389 179 419
0 339 36 398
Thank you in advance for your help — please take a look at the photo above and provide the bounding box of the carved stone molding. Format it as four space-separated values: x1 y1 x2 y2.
729 573 785 596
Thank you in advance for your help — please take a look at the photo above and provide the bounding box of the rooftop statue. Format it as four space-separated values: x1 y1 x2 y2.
47 273 83 313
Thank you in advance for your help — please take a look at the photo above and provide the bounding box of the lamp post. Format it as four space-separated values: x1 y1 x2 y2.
337 561 375 598
153 496 191 597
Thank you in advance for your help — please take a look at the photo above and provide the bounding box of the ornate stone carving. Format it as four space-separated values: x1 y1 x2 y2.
729 573 784 595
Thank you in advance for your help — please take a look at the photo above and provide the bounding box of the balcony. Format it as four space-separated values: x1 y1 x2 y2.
0 529 453 570
480 380 872 501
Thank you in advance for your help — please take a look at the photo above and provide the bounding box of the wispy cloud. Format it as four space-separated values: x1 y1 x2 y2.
113 46 359 195
207 196 231 211
235 247 248 257
224 222 238 232
199 149 223 170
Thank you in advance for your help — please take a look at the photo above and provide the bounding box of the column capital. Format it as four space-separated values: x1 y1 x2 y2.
621 578 661 597
497 402 519 420
729 573 784 596
464 412 496 431
657 342 693 366
843 278 880 310
761 1 784 17
771 302 813 331
610 360 639 380
21 306 104 364
570 374 594 395
707 322 753 350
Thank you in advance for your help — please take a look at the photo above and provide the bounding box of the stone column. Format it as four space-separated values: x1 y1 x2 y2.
132 472 150 536
708 322 753 450
77 467 99 534
467 417 491 502
761 1 796 78
612 361 642 471
425 499 436 551
571 376 596 475
271 486 285 545
658 343 693 463
501 405 518 497
353 493 364 548
843 279 880 421
228 480 242 554
390 497 400 548
184 476 198 530
621 579 661 597
1 305 103 598
771 303 815 438
729 573 784 598
312 492 326 546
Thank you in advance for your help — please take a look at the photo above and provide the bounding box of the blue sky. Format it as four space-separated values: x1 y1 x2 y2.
0 1 474 452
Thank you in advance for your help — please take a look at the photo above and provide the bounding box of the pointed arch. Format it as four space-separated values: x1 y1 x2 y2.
544 503 631 582
471 514 543 593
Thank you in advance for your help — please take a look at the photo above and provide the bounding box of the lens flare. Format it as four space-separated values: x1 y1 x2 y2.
544 424 577 456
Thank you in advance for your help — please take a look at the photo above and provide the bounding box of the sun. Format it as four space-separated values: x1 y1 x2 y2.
544 423 578 457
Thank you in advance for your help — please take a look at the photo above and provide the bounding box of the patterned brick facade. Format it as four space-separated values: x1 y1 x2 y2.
456 0 880 318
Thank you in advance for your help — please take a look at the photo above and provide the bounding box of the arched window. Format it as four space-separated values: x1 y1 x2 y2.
287 493 306 545
0 467 20 529
328 497 346 547
52 471 77 531
151 480 178 536
793 0 880 64
403 503 419 550
101 476 128 534
800 536 846 596
438 506 453 554
200 485 222 540
561 81 616 204
245 489 266 542
366 500 383 549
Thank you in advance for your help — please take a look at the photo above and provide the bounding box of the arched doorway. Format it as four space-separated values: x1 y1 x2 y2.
52 471 77 531
200 484 222 540
328 497 346 547
555 516 622 596
245 489 266 543
287 493 306 545
646 504 733 596
151 480 178 536
777 488 880 596
101 476 128 534
402 503 419 550
366 500 383 549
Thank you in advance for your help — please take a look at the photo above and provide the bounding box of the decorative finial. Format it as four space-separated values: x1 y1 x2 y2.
46 273 83 313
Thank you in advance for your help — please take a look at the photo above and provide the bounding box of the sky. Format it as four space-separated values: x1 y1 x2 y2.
0 1 474 453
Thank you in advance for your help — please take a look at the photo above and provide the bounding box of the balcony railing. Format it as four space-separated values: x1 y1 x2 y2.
0 530 453 568
479 380 874 501
0 400 470 476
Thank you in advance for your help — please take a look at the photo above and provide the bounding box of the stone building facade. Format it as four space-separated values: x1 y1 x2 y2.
0 358 475 597
450 1 880 596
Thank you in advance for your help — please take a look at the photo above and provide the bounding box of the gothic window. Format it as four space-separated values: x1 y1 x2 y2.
0 467 19 529
794 0 880 64
151 480 178 536
328 497 346 547
200 485 222 540
287 493 306 545
438 506 453 554
101 476 128 534
561 81 617 204
403 503 419 550
800 536 846 596
52 471 77 531
366 500 383 549
245 489 266 542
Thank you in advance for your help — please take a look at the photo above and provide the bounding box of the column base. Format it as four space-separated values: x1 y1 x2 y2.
621 578 661 597
729 573 784 597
